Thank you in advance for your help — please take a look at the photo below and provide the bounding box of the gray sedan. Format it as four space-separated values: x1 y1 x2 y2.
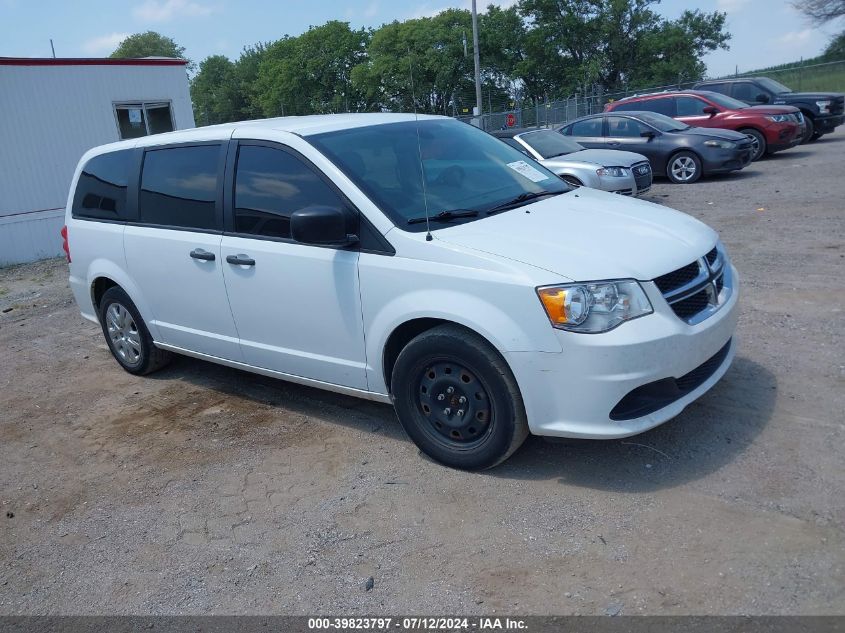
491 128 652 196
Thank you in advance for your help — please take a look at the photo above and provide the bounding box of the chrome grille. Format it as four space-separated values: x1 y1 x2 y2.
632 161 652 192
654 245 731 324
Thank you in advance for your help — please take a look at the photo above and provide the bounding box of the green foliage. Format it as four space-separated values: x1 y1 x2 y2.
517 0 729 95
351 10 476 113
188 0 734 124
256 21 370 116
111 31 193 70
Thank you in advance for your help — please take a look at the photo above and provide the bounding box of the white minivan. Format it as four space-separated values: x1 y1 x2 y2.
64 113 738 469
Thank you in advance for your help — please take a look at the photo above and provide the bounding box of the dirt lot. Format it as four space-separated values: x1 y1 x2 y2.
1 131 843 616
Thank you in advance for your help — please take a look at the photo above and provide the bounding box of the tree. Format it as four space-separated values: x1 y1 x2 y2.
111 31 193 70
256 22 370 116
823 30 845 58
190 55 240 125
517 0 730 95
352 9 476 114
791 0 845 24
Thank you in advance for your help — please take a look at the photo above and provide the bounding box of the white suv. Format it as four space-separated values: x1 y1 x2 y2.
64 113 738 469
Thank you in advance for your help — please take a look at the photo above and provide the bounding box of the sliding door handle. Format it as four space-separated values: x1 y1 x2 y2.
189 248 215 261
226 254 256 266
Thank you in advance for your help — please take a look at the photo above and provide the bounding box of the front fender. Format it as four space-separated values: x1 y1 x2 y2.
363 287 562 395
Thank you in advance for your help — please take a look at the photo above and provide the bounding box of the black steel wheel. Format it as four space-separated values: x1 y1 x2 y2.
391 324 528 470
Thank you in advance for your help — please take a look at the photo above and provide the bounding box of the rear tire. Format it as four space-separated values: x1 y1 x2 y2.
391 324 528 470
99 287 171 375
741 128 767 161
666 151 702 184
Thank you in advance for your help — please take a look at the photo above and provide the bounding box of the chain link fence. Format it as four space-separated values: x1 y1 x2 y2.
454 59 845 131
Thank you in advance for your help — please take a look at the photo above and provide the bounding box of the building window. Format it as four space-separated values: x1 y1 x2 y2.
114 102 175 139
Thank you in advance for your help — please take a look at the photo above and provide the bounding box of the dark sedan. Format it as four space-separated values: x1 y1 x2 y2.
558 111 754 183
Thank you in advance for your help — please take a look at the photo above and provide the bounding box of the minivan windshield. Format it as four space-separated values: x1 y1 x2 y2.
309 119 568 231
519 130 584 158
632 111 690 132
703 92 750 110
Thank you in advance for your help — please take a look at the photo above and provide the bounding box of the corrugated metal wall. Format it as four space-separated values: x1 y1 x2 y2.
0 63 195 265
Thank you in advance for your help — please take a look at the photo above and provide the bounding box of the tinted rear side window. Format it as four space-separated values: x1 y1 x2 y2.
233 145 347 239
72 150 132 220
625 97 675 116
139 145 220 230
570 118 603 136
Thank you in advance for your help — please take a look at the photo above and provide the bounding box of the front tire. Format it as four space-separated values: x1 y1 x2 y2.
391 324 528 470
800 116 815 144
741 128 767 161
99 287 171 375
666 151 702 184
561 175 583 188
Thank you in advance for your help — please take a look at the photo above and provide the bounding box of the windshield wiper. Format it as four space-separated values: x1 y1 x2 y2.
407 209 479 225
486 190 562 216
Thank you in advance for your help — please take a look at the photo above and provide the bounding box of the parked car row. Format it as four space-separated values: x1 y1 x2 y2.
541 77 843 185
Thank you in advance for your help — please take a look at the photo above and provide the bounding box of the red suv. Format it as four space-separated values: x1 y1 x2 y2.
605 90 804 161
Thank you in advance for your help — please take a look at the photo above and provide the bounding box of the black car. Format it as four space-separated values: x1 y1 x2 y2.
558 111 754 184
693 76 844 143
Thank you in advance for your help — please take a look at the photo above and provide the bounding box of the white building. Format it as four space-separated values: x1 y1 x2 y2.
0 57 196 265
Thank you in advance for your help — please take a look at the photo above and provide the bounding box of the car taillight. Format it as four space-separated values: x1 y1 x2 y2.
61 225 71 263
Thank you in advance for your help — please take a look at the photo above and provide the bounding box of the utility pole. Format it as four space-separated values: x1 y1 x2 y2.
471 0 482 119
50 39 56 58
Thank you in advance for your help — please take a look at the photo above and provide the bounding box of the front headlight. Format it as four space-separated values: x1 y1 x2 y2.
596 166 627 177
816 100 831 113
704 140 737 149
766 114 791 123
536 280 653 333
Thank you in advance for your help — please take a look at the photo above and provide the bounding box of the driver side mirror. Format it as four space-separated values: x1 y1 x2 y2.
755 93 770 104
640 130 656 139
290 205 358 247
702 106 718 116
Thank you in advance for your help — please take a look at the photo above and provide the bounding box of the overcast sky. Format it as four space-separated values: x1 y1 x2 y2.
1 0 841 78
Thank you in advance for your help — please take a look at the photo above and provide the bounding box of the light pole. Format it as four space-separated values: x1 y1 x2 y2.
472 0 482 119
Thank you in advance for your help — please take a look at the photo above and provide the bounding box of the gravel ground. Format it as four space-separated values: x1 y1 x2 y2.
0 131 843 616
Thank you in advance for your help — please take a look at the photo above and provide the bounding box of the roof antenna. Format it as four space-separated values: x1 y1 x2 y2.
408 47 433 242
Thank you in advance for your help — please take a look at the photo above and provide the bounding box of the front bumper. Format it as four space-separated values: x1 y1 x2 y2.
816 114 843 134
763 121 801 152
700 148 753 174
506 264 739 439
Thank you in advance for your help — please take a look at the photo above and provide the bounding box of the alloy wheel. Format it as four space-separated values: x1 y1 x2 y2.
106 302 142 365
671 156 697 182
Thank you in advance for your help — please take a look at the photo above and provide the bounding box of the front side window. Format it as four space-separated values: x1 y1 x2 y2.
606 116 646 137
731 82 758 102
72 150 132 220
139 145 220 230
702 91 749 110
676 96 709 116
309 119 567 232
233 145 348 240
115 102 175 140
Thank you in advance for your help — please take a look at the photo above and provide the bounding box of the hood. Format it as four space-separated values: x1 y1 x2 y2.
747 105 800 114
545 148 647 168
434 187 716 281
676 126 749 141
